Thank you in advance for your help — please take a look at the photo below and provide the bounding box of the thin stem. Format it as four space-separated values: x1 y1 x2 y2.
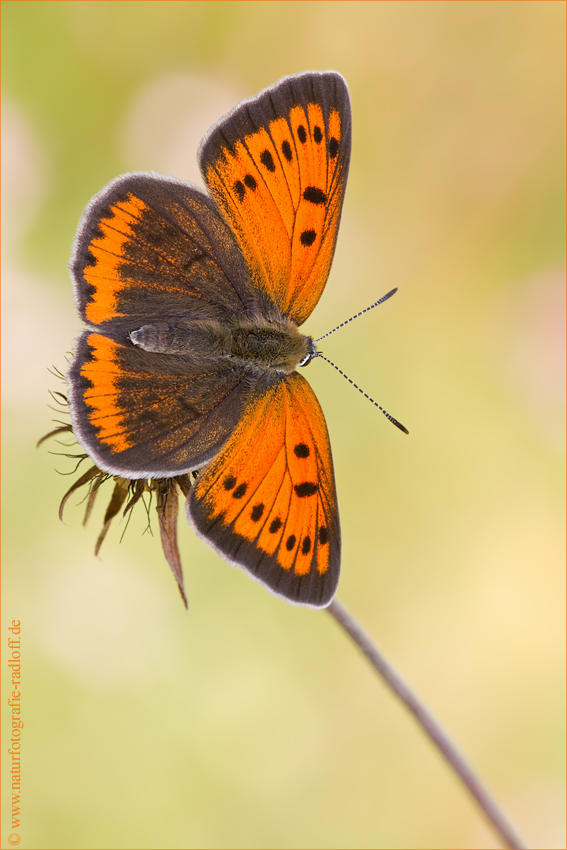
326 597 528 850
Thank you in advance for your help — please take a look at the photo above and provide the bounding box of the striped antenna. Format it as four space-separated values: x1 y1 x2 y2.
315 288 398 343
315 353 409 434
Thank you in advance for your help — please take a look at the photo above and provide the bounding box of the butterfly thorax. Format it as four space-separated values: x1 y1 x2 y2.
129 318 316 374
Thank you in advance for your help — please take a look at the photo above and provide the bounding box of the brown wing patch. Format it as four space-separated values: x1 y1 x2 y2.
188 372 340 607
71 174 256 329
69 331 254 478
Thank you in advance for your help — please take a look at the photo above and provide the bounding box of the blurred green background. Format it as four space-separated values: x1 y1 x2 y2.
2 2 565 848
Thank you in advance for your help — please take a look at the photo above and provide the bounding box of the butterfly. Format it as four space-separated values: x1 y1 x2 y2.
67 71 351 608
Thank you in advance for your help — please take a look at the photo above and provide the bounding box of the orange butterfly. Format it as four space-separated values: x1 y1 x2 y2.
68 71 351 607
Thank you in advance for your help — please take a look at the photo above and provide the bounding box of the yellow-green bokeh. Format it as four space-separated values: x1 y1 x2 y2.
2 2 564 848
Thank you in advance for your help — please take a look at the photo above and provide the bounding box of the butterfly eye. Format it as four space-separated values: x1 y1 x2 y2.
298 337 317 367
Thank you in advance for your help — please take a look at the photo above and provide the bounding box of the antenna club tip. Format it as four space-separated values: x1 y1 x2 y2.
391 418 409 434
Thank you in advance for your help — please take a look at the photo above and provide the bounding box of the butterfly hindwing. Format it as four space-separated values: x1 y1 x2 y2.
199 71 352 326
68 330 257 478
187 372 340 607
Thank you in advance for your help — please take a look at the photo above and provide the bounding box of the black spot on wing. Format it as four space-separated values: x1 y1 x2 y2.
294 443 310 458
303 186 327 206
251 503 265 522
260 150 276 172
281 140 293 162
232 482 248 499
300 229 316 247
294 482 318 498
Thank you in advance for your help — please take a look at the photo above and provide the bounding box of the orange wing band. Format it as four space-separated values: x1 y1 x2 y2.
83 194 149 325
79 333 132 453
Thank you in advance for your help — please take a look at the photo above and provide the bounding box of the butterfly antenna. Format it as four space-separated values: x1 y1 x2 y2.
315 288 398 343
315 353 409 434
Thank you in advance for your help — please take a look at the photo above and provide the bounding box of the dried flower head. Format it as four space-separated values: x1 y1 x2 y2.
39 398 192 608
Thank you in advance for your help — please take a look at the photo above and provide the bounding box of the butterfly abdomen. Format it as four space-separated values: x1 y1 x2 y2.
129 321 231 357
130 318 314 374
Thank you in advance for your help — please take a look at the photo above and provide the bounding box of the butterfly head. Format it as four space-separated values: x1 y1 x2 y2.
298 335 318 368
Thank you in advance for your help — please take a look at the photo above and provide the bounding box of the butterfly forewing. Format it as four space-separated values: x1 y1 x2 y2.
188 373 340 607
71 173 259 328
199 71 351 326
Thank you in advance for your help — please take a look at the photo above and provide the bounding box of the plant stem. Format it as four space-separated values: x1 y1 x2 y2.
326 597 528 850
